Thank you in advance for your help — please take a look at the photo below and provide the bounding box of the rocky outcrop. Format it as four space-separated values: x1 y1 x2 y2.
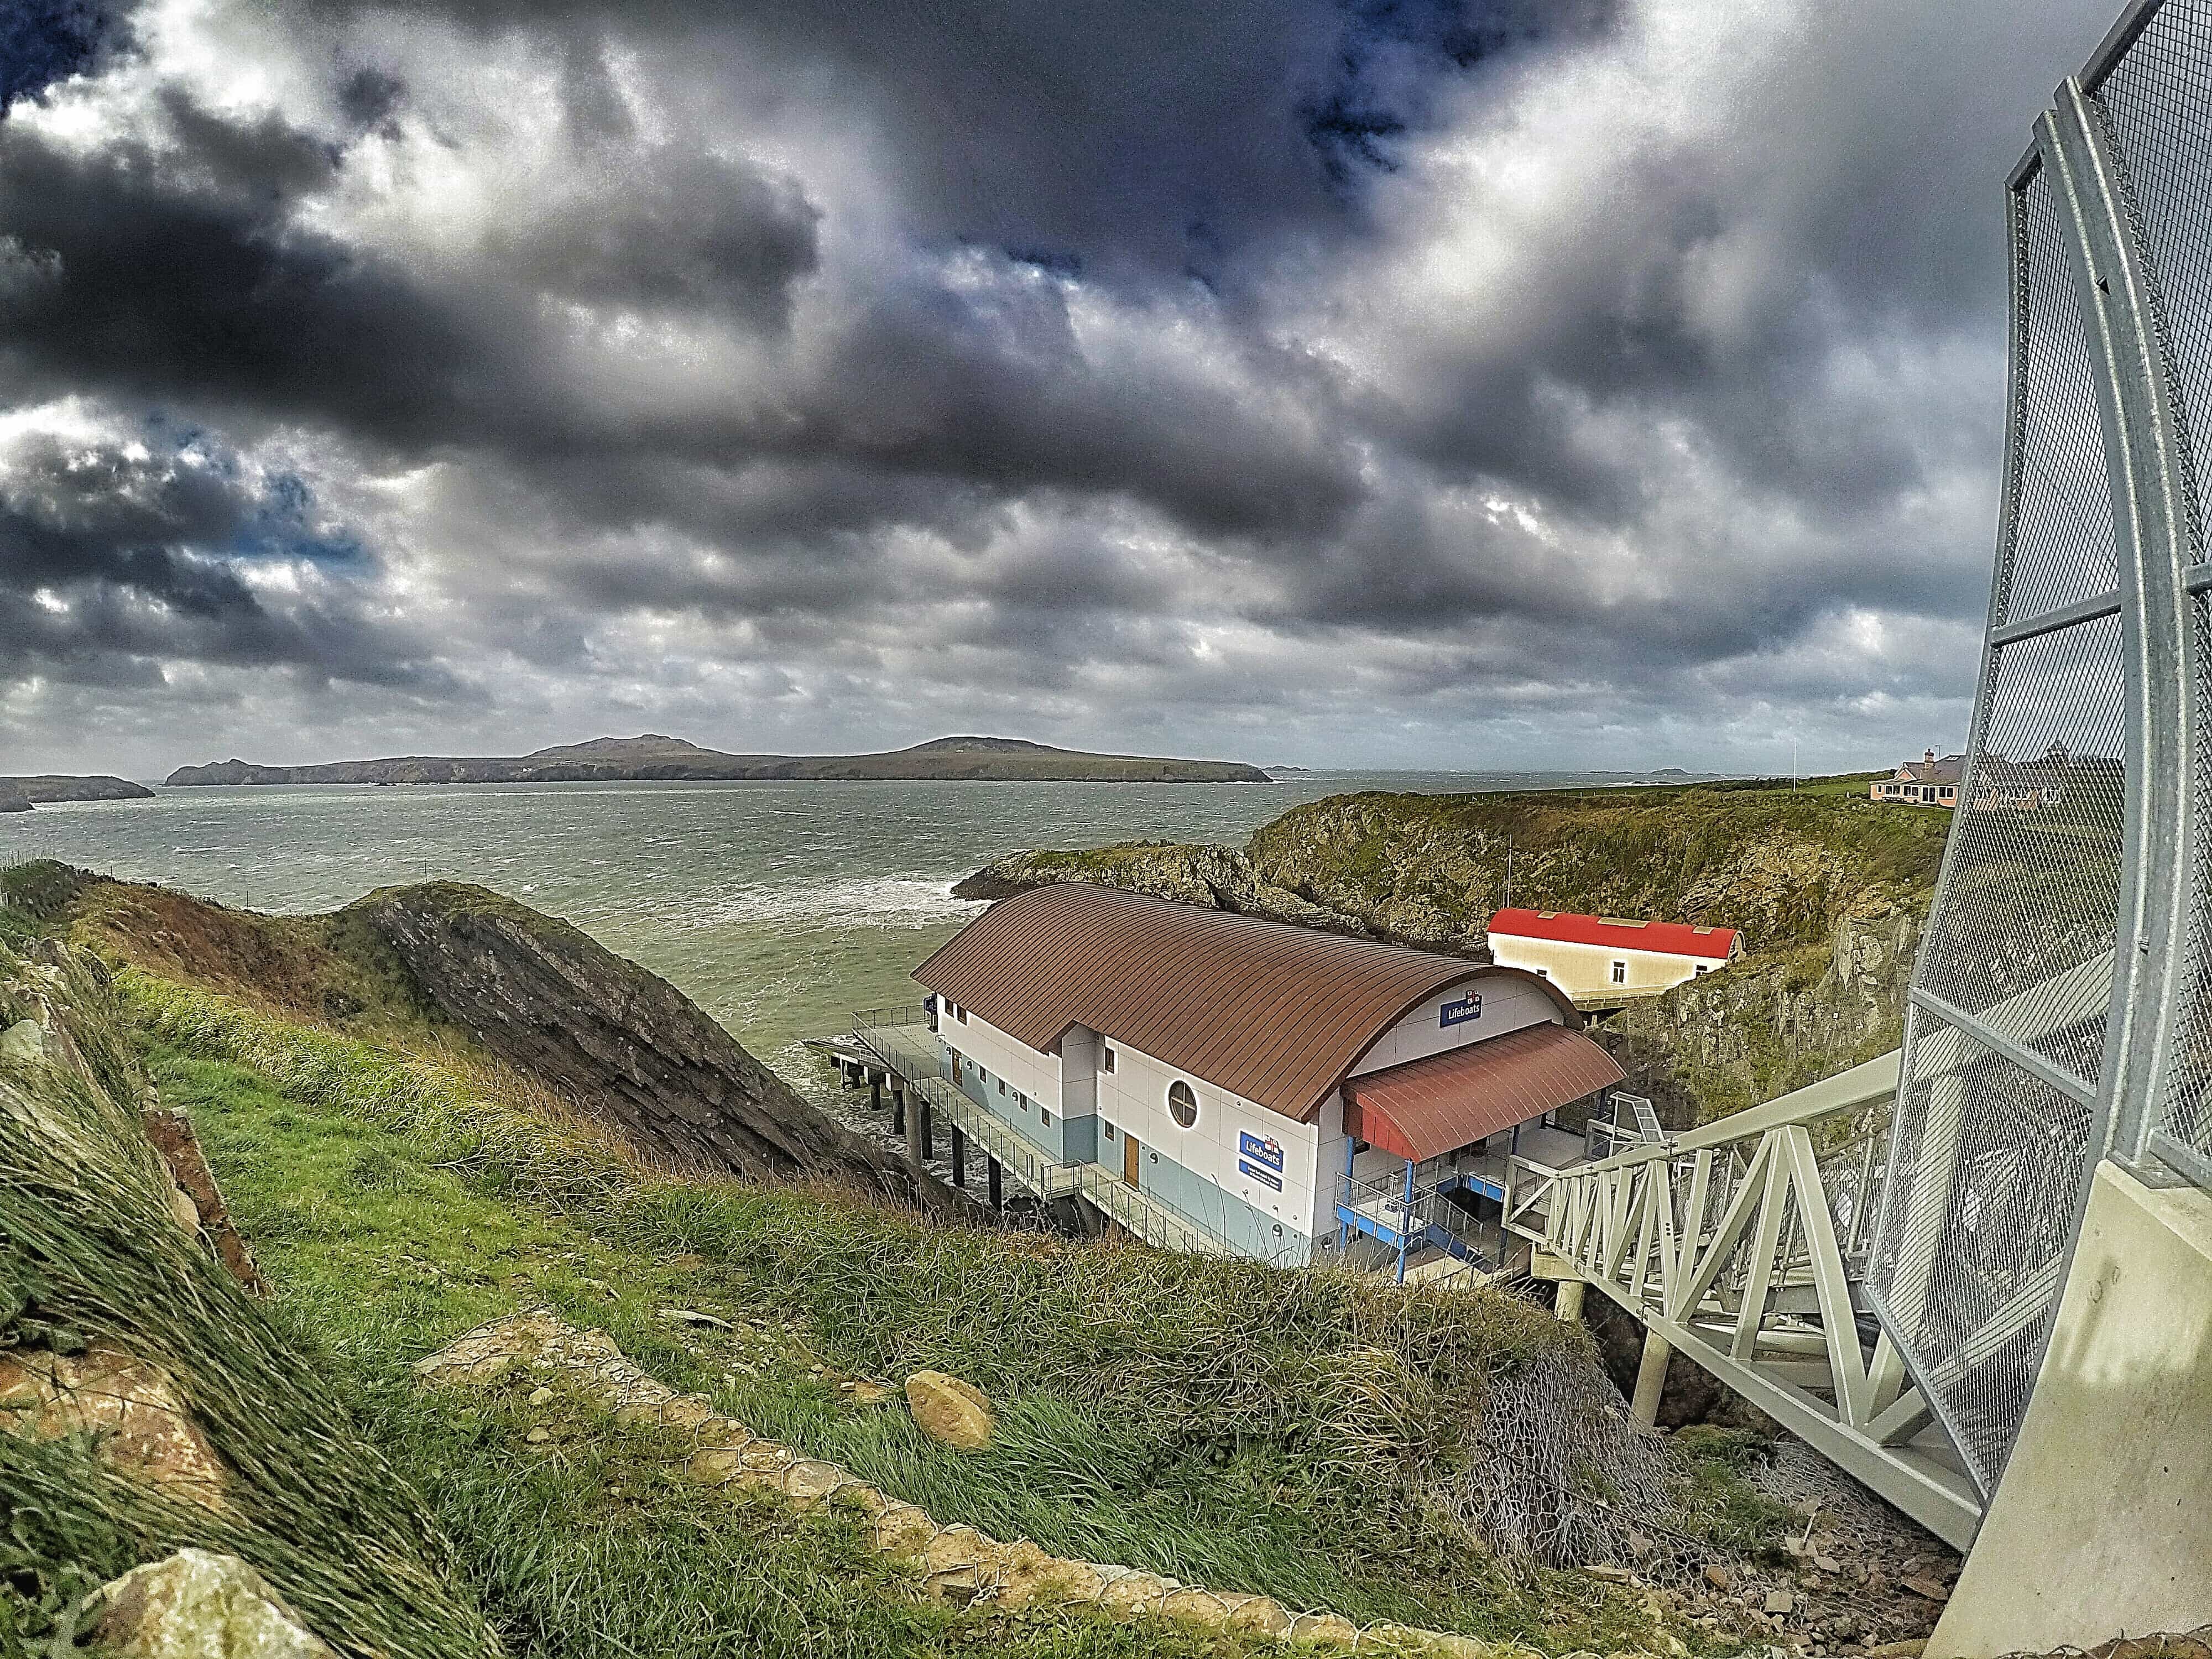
1598 900 1924 1125
0 1346 229 1509
83 1551 337 1659
952 843 1373 937
4 774 157 803
349 881 936 1199
0 780 30 813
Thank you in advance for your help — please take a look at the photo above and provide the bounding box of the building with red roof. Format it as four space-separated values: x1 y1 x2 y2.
1485 907 1740 1003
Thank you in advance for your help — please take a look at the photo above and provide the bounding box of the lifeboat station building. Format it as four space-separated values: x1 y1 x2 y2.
1485 907 1739 1006
906 883 1625 1277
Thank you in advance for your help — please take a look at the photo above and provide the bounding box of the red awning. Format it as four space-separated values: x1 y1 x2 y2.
1342 1022 1626 1163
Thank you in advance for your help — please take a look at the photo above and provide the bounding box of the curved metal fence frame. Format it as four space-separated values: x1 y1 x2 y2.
1871 0 2212 1505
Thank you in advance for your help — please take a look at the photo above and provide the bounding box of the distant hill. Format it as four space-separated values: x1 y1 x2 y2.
164 734 1272 786
0 775 156 808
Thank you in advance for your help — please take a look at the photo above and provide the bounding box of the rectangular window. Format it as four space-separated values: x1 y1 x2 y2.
1102 1047 1116 1074
1611 961 1627 984
1041 1108 1052 1126
1103 1121 1116 1141
997 1079 1005 1095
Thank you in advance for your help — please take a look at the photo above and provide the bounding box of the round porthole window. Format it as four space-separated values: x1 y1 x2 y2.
1167 1079 1198 1129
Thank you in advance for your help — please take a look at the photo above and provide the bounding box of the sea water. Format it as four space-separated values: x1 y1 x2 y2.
0 771 1654 1098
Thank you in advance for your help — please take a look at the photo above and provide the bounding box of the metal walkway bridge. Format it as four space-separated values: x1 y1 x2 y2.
1516 0 2212 1571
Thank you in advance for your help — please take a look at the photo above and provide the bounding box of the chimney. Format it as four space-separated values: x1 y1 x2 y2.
1924 748 1936 766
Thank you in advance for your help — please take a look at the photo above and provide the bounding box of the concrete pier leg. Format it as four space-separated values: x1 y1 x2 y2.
870 1070 883 1110
903 1089 924 1166
1554 1279 1585 1323
950 1125 966 1188
890 1087 905 1136
1630 1328 1672 1427
919 1102 934 1161
987 1157 1002 1211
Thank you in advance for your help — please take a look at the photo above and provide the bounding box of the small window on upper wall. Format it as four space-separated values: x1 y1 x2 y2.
956 1005 968 1024
1102 1047 1116 1074
1041 1108 1052 1126
1611 961 1627 984
1103 1121 1116 1141
1167 1079 1197 1129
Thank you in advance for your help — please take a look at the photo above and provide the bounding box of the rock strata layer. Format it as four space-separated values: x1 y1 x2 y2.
350 882 932 1198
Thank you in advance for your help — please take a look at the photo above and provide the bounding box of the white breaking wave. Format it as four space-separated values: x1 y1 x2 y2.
673 875 986 933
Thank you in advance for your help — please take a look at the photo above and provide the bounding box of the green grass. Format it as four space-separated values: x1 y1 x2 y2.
130 976 1734 1657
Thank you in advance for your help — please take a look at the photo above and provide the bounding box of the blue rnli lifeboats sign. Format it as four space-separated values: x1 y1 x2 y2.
1439 992 1483 1029
1238 1131 1286 1190
1239 1131 1284 1170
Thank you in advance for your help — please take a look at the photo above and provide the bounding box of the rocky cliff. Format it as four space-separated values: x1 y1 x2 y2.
27 864 932 1202
6 775 158 803
957 784 1947 1123
345 881 922 1188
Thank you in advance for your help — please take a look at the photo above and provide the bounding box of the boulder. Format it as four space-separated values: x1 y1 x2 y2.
82 1549 335 1658
0 1345 226 1508
905 1370 995 1450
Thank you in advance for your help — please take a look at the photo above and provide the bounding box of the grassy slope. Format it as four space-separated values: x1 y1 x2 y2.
131 977 1740 1658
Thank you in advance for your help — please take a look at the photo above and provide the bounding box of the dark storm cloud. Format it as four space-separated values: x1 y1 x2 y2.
1 0 123 114
0 97 817 446
278 0 1619 280
0 430 455 692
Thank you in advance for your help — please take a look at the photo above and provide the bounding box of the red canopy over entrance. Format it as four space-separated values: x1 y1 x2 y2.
1341 1023 1626 1163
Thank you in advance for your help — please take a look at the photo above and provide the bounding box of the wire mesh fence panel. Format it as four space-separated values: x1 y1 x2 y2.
2152 591 2212 1178
2094 0 2212 538
1874 1013 2097 1490
1872 151 2136 1495
2098 0 2212 1185
2000 166 2123 625
1912 612 2128 1082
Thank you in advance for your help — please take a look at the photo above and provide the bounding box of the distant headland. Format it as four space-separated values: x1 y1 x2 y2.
163 734 1274 787
0 775 158 812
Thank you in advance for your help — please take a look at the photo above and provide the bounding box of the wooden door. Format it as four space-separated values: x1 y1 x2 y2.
1123 1131 1141 1189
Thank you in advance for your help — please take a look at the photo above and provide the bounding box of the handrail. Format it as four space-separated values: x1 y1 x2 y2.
1516 1045 1980 1548
1567 1050 1901 1175
850 1010 1250 1258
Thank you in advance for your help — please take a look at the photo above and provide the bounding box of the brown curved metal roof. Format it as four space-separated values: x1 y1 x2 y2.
915 883 1578 1122
1342 1022 1625 1162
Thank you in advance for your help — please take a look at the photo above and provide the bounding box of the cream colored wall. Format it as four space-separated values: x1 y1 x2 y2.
1347 977 1559 1076
1486 935 1723 1000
